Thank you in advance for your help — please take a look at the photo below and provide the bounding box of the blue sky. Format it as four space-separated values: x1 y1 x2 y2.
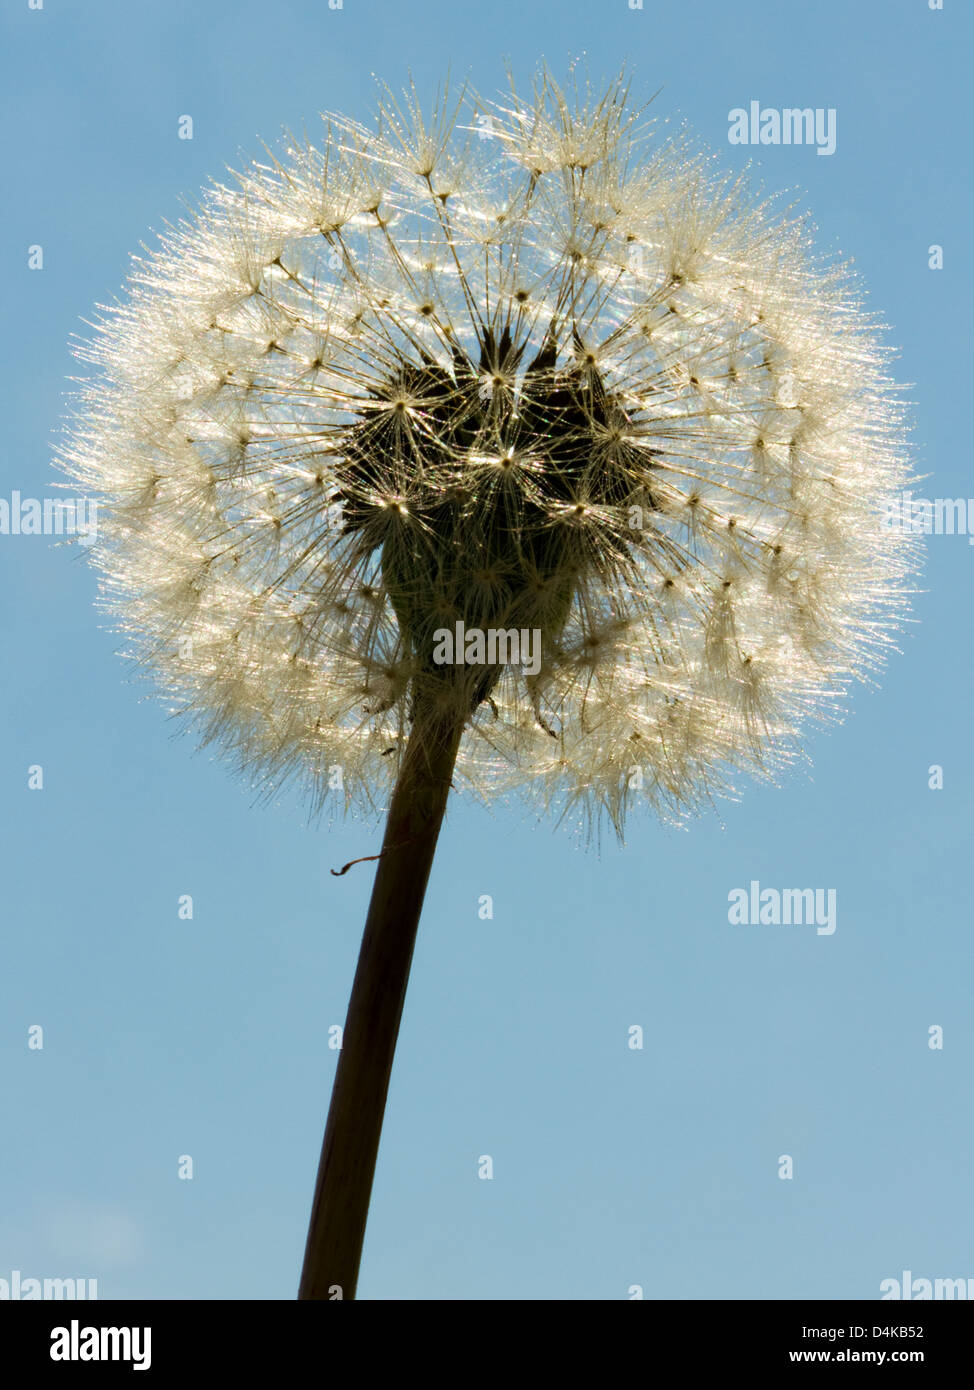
1 0 971 1300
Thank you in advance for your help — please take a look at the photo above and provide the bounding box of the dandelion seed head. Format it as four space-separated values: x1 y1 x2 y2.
59 62 921 841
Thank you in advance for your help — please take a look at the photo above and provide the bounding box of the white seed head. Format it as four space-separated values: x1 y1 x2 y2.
58 63 922 840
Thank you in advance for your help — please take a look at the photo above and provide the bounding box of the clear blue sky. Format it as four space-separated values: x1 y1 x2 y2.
1 0 970 1300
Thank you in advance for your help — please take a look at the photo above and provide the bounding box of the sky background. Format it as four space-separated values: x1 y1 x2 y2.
1 0 970 1300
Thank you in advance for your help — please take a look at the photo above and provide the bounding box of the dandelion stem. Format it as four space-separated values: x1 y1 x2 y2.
298 694 465 1300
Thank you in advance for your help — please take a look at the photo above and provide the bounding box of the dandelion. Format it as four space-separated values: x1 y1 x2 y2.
59 62 920 1298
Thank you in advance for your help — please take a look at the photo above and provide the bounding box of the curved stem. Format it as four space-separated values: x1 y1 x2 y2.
298 698 465 1300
